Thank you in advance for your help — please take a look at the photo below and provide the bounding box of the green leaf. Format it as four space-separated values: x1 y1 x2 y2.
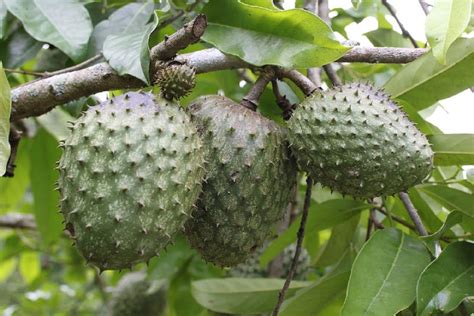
201 0 349 68
418 185 474 217
0 140 30 214
428 134 474 166
341 228 431 316
280 250 354 316
261 199 369 266
103 11 158 84
365 29 411 48
4 0 93 62
417 242 474 315
313 214 360 267
0 0 6 39
426 0 471 64
422 211 463 255
36 108 74 141
240 0 278 10
0 63 10 176
30 129 63 246
19 251 41 284
88 1 155 56
0 257 16 282
0 27 43 68
384 38 474 110
191 278 310 314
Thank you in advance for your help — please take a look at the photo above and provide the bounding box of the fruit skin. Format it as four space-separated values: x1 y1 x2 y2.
153 61 196 100
108 272 167 316
229 243 311 280
185 95 297 267
58 92 205 270
287 83 433 198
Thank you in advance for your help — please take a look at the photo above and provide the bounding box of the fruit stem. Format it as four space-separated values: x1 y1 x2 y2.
272 176 313 316
240 67 276 111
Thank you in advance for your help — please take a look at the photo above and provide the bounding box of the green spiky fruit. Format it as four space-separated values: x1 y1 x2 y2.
229 243 311 280
154 61 196 100
58 92 205 270
185 95 297 267
288 83 433 198
108 272 167 316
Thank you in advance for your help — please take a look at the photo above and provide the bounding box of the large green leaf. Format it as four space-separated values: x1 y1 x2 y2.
426 0 471 64
4 0 93 62
428 134 474 166
418 185 474 217
191 278 310 314
30 129 63 246
201 0 349 68
260 199 369 266
422 211 463 255
88 1 155 56
341 228 431 316
0 63 10 176
240 0 278 10
417 242 474 315
0 27 43 68
103 11 158 83
0 0 6 39
384 38 474 110
280 250 354 316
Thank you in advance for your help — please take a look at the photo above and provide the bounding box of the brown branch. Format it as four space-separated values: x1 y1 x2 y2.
0 213 36 230
276 68 318 96
150 14 207 62
398 192 428 236
323 64 342 86
10 45 427 121
272 177 313 316
381 0 419 48
418 0 430 15
272 80 295 120
3 126 22 177
240 67 275 111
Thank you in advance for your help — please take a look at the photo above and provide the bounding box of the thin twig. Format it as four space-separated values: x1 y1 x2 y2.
45 54 103 78
240 67 276 111
398 192 428 236
272 177 313 316
0 213 36 230
3 127 22 177
418 0 430 15
275 68 317 96
381 0 419 48
323 64 342 86
3 68 46 77
271 79 295 120
158 0 203 29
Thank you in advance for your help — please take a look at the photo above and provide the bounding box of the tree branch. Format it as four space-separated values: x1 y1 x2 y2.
323 64 342 87
240 67 276 111
398 192 429 236
272 177 313 316
381 0 419 48
10 45 427 121
418 0 430 15
0 213 36 230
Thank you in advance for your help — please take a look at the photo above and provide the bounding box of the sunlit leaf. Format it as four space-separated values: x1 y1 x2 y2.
202 0 349 68
426 0 471 64
384 38 474 110
418 185 474 217
0 62 10 176
19 251 40 284
428 134 474 166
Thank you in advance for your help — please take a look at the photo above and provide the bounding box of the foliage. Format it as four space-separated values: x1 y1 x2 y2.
0 0 472 315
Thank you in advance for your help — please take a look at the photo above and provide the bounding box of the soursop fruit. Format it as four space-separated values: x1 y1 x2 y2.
108 272 167 316
185 95 297 267
153 61 196 100
229 243 311 280
288 83 433 198
58 92 205 270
